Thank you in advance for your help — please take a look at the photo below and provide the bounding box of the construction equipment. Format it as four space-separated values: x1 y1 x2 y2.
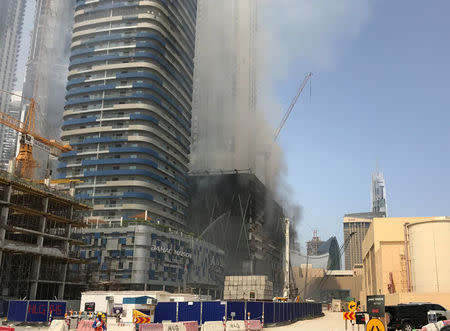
0 89 71 179
262 72 313 187
274 72 313 141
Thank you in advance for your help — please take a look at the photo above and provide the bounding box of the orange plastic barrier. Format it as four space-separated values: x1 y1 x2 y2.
139 323 163 331
183 321 198 331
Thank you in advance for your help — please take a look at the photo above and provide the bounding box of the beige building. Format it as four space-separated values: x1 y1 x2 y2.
343 212 385 270
292 265 363 303
361 216 450 309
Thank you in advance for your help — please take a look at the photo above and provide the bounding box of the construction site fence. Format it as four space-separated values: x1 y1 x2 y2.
4 300 67 322
154 301 322 324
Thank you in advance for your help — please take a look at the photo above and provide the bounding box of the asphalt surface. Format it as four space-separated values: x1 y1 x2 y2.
268 311 365 331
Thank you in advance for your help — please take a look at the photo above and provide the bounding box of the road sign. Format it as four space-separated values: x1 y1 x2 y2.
348 301 357 312
355 312 366 325
135 316 151 324
367 295 385 318
366 318 385 331
84 302 95 312
343 312 355 320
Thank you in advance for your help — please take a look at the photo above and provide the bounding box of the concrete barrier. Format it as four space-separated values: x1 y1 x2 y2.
163 322 186 331
182 321 198 331
107 323 135 331
49 320 67 331
201 321 224 331
245 320 262 330
226 321 246 331
139 323 164 331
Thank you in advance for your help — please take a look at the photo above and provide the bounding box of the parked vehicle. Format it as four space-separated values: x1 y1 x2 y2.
386 303 449 331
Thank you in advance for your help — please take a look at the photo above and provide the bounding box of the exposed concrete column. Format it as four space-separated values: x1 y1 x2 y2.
0 185 12 266
64 224 71 254
30 255 41 300
30 197 48 300
37 197 49 248
58 263 68 299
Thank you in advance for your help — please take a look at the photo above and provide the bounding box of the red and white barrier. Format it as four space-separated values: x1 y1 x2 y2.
0 326 15 331
183 321 199 331
77 319 94 331
246 320 263 330
139 323 163 331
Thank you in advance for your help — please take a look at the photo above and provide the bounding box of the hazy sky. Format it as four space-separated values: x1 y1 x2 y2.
262 1 450 249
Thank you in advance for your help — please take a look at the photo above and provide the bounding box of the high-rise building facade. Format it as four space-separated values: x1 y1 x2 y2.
58 0 197 228
0 0 26 170
371 171 387 216
343 212 384 270
191 0 259 175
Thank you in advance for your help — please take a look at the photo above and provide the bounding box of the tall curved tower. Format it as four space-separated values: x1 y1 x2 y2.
59 0 197 228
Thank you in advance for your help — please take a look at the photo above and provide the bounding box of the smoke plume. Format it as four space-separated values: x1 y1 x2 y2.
191 0 373 246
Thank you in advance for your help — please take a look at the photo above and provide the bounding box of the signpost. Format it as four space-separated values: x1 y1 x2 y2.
367 295 386 330
343 312 356 320
355 312 366 324
367 295 385 318
84 302 95 312
344 311 356 329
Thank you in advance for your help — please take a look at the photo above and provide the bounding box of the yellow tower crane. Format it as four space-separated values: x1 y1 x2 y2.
0 89 72 179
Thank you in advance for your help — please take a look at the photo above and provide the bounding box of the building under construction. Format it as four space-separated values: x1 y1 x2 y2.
0 170 90 300
188 171 285 295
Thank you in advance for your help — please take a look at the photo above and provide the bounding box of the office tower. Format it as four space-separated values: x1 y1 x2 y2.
371 171 387 216
191 0 258 174
343 212 385 270
58 0 197 228
0 0 26 170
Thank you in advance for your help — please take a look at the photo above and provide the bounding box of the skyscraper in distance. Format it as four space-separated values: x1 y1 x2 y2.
371 171 387 216
343 171 388 270
58 0 197 228
0 0 26 170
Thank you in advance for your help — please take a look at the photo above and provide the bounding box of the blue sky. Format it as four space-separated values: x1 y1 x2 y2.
268 1 450 248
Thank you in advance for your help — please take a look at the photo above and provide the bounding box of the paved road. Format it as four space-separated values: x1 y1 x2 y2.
268 311 365 331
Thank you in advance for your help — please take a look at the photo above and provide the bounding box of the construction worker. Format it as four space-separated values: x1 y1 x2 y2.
92 312 107 331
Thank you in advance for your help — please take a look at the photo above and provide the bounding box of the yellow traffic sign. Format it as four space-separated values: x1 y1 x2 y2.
348 301 357 312
366 318 385 331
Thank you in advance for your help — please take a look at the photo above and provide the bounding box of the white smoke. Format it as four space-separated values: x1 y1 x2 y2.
192 0 373 236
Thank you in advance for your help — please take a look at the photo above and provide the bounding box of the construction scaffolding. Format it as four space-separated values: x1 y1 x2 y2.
0 170 90 300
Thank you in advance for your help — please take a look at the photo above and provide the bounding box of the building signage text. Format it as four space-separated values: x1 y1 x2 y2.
150 245 192 258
